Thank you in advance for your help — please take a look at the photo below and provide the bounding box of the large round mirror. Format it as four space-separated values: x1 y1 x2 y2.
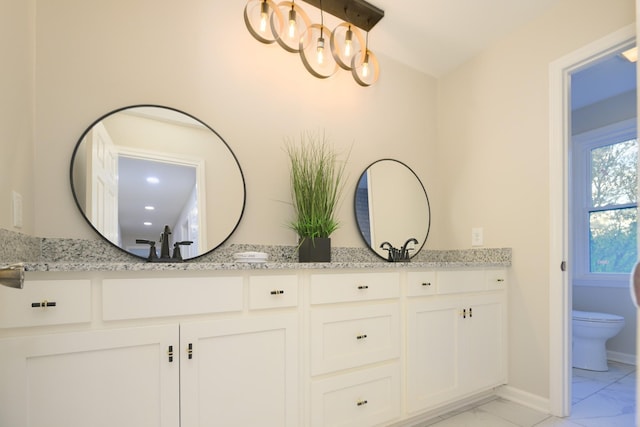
354 159 431 260
70 105 246 261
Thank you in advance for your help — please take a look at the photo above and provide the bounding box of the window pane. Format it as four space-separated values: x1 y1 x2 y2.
590 139 637 207
589 207 637 273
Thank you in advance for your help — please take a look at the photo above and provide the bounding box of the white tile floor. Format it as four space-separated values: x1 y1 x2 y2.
415 362 636 427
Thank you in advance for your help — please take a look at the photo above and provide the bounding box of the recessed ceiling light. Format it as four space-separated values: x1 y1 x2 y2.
143 222 153 226
146 177 160 184
144 206 155 210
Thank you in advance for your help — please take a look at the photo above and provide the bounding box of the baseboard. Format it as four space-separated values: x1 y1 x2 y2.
496 385 550 414
607 350 636 366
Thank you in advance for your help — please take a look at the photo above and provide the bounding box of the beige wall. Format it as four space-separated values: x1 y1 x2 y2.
437 0 635 399
32 0 439 249
0 0 35 233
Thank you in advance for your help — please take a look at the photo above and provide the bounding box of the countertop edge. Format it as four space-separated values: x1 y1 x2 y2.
23 260 512 273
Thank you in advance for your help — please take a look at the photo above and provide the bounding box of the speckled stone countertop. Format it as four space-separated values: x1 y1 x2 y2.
1 229 511 273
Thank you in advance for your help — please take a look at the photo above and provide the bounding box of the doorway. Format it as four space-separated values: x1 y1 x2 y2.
549 25 636 417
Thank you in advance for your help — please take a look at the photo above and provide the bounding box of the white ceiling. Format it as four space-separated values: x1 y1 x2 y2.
365 0 563 77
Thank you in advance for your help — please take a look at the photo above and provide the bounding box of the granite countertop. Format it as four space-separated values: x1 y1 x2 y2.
1 230 512 273
22 259 511 273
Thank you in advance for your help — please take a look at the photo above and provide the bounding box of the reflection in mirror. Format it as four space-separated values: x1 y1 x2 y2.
354 159 430 260
70 105 246 260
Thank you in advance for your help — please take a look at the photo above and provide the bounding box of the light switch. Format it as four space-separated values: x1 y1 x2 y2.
12 191 23 228
471 227 483 246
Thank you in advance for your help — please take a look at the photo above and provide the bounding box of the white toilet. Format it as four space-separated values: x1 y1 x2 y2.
572 310 625 371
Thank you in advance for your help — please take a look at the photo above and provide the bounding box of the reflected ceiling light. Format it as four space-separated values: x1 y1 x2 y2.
144 222 153 226
144 206 155 210
244 0 384 85
146 177 159 184
621 46 638 63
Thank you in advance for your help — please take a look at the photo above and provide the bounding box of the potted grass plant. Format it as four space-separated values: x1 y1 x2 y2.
286 131 348 262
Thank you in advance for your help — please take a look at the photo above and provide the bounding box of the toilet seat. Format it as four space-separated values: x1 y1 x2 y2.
572 310 624 323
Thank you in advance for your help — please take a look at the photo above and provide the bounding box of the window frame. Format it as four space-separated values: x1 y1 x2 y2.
571 117 637 288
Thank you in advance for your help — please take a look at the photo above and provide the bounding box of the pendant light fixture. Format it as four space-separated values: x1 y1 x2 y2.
244 0 284 44
244 0 383 85
351 31 379 86
330 23 365 70
274 1 311 52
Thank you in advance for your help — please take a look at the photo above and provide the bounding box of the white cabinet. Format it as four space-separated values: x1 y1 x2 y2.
310 364 401 427
0 279 91 328
406 270 507 414
180 314 299 427
0 324 179 427
308 272 402 427
0 266 508 427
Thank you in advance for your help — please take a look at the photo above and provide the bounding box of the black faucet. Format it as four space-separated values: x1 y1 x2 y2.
400 238 419 261
137 225 193 262
380 238 419 262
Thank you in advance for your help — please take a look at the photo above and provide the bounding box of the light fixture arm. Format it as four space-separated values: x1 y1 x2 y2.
300 0 384 32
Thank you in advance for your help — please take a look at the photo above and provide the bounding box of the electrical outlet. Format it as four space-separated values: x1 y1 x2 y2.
12 191 23 228
471 227 483 246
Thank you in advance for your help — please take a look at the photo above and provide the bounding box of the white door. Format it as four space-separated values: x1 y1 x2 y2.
87 122 119 244
0 325 179 427
458 293 506 394
180 314 299 427
406 297 459 412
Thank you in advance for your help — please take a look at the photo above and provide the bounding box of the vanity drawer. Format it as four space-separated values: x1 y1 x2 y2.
310 303 400 375
406 271 437 297
437 270 486 294
102 276 242 321
486 269 508 290
310 272 400 305
310 363 401 427
0 279 91 328
249 275 298 310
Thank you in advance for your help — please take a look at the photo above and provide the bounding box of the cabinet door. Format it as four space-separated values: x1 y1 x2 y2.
0 325 179 427
180 314 299 427
406 298 460 413
458 293 506 394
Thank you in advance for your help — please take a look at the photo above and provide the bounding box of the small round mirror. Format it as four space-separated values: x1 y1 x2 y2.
70 105 246 261
354 159 431 260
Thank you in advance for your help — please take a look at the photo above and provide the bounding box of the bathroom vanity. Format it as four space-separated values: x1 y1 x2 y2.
0 261 508 427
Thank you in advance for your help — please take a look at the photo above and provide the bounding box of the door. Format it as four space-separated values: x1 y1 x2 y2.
406 297 459 412
180 314 299 427
87 122 119 244
458 293 506 394
0 325 179 427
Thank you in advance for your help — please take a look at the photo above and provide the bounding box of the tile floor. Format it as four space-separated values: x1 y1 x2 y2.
415 361 636 427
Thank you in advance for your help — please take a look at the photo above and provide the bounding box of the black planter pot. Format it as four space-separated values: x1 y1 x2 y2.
298 237 331 262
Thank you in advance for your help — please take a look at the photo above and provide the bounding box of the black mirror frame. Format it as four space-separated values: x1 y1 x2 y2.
353 158 431 261
69 104 247 261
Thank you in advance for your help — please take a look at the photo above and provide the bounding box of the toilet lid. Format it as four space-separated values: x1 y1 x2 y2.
572 310 624 323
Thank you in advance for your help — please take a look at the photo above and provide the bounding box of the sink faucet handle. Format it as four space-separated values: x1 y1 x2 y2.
136 239 158 261
172 241 194 261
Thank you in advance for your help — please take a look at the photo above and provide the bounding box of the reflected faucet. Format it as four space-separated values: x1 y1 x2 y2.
137 225 193 262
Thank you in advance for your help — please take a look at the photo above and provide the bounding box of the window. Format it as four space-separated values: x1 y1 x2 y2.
572 119 637 286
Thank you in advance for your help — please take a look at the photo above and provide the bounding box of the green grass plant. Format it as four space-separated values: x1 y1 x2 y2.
286 131 348 241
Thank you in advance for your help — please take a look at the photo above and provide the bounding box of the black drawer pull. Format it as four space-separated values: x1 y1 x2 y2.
357 400 368 406
187 343 193 360
356 334 368 340
422 282 431 287
357 285 369 290
31 301 56 308
270 290 285 295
